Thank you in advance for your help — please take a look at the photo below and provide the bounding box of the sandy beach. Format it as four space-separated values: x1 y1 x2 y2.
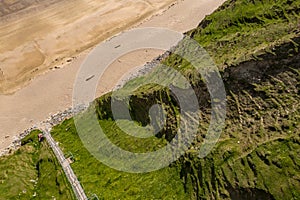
0 0 226 150
0 0 176 94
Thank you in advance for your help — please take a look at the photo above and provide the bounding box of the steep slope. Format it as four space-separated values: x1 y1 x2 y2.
175 38 300 199
27 0 300 199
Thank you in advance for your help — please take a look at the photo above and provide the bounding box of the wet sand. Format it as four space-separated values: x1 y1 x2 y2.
0 0 176 94
0 0 226 150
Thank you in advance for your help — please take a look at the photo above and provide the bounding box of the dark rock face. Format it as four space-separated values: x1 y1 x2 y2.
94 36 300 199
224 37 300 91
227 186 275 200
171 36 300 199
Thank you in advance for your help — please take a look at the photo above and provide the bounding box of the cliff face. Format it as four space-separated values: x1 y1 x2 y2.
49 0 300 199
168 1 300 198
95 1 300 199
177 37 300 200
93 36 299 199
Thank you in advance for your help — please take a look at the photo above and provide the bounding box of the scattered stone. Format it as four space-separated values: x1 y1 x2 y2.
0 48 171 157
29 179 37 184
0 105 88 157
114 49 172 90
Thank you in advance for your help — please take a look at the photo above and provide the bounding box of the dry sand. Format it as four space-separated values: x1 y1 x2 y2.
0 0 176 94
0 0 226 150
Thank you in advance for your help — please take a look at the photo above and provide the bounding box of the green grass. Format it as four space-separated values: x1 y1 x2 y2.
51 118 188 200
51 0 300 199
162 0 300 72
176 61 300 199
190 0 300 66
0 130 75 200
51 61 300 199
2 0 300 199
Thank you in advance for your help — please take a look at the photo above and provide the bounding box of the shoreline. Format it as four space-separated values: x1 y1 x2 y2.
0 46 172 157
0 0 226 154
0 0 178 95
31 0 180 94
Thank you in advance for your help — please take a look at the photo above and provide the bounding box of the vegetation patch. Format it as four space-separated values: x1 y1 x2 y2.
0 130 75 200
2 0 300 199
51 0 300 199
51 118 188 200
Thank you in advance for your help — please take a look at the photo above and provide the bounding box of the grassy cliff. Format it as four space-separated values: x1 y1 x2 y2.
51 0 300 199
1 0 299 199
